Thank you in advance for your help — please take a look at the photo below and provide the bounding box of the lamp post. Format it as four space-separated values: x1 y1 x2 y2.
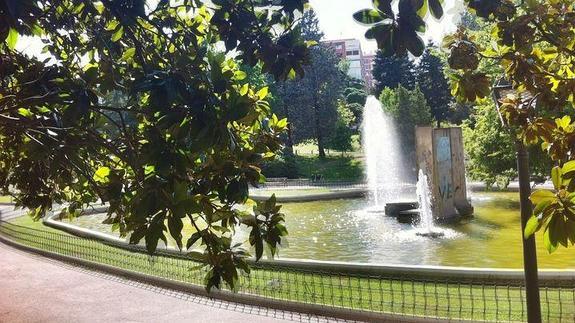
492 79 542 323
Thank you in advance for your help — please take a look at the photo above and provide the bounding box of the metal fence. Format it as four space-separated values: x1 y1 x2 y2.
1 220 574 322
255 179 366 189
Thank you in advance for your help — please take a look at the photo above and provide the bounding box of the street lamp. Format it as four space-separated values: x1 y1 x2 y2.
492 78 542 323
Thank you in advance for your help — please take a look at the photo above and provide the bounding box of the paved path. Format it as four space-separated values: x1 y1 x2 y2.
0 243 332 323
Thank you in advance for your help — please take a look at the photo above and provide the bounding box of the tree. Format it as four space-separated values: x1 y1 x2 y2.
416 42 452 127
448 101 474 126
328 101 355 152
343 77 368 129
372 52 415 95
442 0 575 254
0 0 310 291
462 101 517 188
379 85 432 173
275 10 346 159
300 6 323 42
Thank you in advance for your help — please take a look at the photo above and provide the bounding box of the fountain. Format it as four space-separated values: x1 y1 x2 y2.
415 169 444 238
362 96 408 210
361 97 469 234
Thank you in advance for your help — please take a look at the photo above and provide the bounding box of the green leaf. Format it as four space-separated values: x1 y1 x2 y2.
121 48 136 61
168 216 183 250
6 28 18 50
240 83 249 96
186 232 202 250
94 1 105 14
524 216 540 238
562 160 575 177
144 165 155 176
255 233 264 260
129 228 146 245
530 189 555 205
105 20 120 31
543 227 558 253
353 9 388 25
373 0 393 16
93 166 111 183
145 229 159 254
257 87 269 100
233 71 247 80
556 115 571 129
550 216 569 248
111 26 124 42
428 0 444 19
405 33 425 57
17 108 33 118
551 166 561 189
417 0 428 18
532 199 551 217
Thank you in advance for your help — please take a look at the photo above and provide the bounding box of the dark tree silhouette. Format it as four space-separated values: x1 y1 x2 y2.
416 43 452 127
372 52 415 95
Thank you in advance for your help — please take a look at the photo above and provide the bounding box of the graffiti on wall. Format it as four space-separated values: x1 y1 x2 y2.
436 136 453 201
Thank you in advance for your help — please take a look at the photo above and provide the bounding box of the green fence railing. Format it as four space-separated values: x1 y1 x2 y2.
1 220 575 322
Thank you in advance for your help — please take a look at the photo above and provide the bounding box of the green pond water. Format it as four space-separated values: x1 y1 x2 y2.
62 192 575 269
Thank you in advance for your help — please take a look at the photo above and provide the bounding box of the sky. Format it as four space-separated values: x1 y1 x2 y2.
309 0 465 54
16 0 466 59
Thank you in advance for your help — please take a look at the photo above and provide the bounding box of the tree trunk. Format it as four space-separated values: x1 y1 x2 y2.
313 102 326 159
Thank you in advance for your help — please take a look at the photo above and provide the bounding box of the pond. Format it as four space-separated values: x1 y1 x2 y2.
61 192 575 269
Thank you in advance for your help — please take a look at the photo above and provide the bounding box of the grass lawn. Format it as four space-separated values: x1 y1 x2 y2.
294 155 363 181
3 215 574 322
0 196 13 203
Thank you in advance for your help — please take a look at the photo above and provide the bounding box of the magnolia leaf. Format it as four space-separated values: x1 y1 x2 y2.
429 0 444 19
257 87 269 100
530 189 556 205
417 0 428 18
353 9 387 25
544 227 558 253
373 0 393 16
167 216 183 250
532 199 551 218
524 216 540 238
144 165 155 176
233 70 247 80
6 28 18 50
105 20 119 31
17 108 33 118
111 26 124 42
562 160 575 177
240 83 249 96
405 33 425 57
555 115 571 129
121 48 136 61
93 166 111 183
551 166 561 189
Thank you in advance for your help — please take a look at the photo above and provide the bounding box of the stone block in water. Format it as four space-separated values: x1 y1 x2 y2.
384 202 418 217
397 209 420 224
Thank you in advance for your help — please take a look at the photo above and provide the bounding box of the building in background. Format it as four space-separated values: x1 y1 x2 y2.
361 54 376 90
323 38 375 91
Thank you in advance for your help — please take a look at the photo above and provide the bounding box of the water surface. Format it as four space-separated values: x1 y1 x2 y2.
63 192 575 269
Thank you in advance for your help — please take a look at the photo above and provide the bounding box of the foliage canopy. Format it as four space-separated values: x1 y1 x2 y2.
0 0 310 291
